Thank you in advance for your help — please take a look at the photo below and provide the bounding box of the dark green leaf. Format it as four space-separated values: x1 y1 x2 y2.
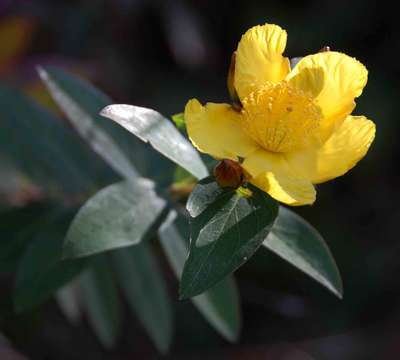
100 104 208 180
180 177 278 298
14 208 86 312
159 211 241 342
80 256 121 349
63 179 165 259
39 67 137 180
0 84 114 195
112 244 173 353
0 203 55 272
263 206 343 298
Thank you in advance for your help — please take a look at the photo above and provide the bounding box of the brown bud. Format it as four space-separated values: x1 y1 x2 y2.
214 159 244 188
319 46 331 52
227 52 242 111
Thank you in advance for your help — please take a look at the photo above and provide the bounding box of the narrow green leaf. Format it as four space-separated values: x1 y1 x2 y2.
100 104 209 180
111 244 173 354
80 256 121 349
63 179 166 259
56 280 82 325
14 208 86 312
180 177 279 299
0 84 113 195
38 67 137 180
263 206 343 298
159 211 241 342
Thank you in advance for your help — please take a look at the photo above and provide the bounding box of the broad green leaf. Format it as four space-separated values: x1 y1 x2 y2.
158 211 241 342
63 179 165 259
80 256 121 349
263 206 343 298
100 104 208 180
180 177 278 298
0 84 114 195
111 244 173 354
38 67 137 180
14 208 86 312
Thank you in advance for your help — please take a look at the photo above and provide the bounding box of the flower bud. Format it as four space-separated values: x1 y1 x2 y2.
214 159 244 188
227 52 242 111
319 46 331 52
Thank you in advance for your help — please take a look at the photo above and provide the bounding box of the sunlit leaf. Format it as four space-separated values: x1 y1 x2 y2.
180 177 278 299
100 104 208 180
112 244 173 353
159 211 241 342
263 206 343 298
63 179 165 259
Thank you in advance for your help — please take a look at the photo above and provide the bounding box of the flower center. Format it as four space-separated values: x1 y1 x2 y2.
241 81 321 153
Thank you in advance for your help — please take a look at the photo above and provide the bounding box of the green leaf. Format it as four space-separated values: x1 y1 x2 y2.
14 208 86 312
0 84 114 195
37 66 179 186
111 244 173 354
158 211 241 342
180 177 278 299
38 67 137 180
0 203 55 272
63 179 165 259
100 104 209 180
80 256 121 349
56 280 82 325
263 206 343 298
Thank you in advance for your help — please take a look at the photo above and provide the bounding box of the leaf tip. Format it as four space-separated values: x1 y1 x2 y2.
99 105 112 118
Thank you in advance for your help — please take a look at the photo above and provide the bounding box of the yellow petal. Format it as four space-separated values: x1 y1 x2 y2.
287 51 368 138
234 24 291 100
184 99 259 160
242 149 316 206
286 115 375 184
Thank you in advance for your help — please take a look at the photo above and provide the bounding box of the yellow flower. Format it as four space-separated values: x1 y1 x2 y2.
184 23 375 206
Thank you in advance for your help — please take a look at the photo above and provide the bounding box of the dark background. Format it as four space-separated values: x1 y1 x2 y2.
0 0 399 359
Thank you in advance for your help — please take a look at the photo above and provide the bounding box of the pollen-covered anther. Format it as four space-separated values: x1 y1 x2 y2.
241 81 322 153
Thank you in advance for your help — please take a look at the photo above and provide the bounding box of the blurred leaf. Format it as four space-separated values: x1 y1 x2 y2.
14 208 86 312
63 179 165 259
263 206 343 298
180 177 278 299
100 104 209 180
0 84 115 196
37 66 174 186
0 203 56 272
159 211 241 342
80 256 121 349
112 244 173 354
38 67 137 180
56 280 82 325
